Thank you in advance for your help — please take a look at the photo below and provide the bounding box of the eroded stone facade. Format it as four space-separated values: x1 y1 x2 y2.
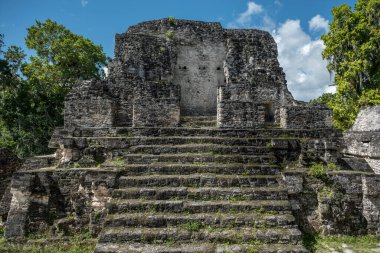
64 19 332 129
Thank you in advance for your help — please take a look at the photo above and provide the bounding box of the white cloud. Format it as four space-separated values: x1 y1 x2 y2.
309 14 329 33
262 15 276 32
274 19 334 101
81 0 88 7
103 67 108 77
237 2 263 25
228 2 274 31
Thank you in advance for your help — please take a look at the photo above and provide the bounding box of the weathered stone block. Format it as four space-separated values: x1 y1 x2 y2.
343 106 380 174
5 169 117 238
132 82 180 127
280 104 333 129
351 105 380 132
284 171 380 235
64 80 116 128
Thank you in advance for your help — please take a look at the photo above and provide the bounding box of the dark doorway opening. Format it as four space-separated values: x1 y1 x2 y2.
264 102 275 123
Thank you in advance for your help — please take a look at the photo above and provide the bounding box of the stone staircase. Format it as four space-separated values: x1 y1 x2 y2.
94 116 308 253
180 116 217 128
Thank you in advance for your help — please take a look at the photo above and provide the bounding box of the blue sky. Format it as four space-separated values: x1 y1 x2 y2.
0 0 357 101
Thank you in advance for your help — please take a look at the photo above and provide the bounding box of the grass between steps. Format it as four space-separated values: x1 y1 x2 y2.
303 234 380 253
0 226 96 253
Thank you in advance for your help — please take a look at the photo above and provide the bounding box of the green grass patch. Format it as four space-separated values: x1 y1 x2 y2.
304 234 380 253
107 157 125 167
309 162 341 179
0 227 96 253
318 186 334 198
179 221 206 232
309 163 327 179
326 163 340 172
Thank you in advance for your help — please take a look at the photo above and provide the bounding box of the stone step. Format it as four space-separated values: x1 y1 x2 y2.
181 116 217 122
21 154 57 170
118 174 280 188
132 136 288 146
128 144 273 155
56 126 340 139
69 136 299 151
112 186 288 200
117 163 280 176
124 153 276 164
126 136 282 146
120 127 338 139
98 227 303 244
180 121 216 128
94 242 308 253
104 212 296 228
107 200 291 214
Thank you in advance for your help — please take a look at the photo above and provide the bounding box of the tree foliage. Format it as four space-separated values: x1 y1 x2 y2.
0 20 107 157
319 0 380 130
24 19 107 90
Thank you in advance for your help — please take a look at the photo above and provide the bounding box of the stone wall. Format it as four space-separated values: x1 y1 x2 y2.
108 33 172 126
284 171 380 235
343 106 380 173
280 104 333 129
173 43 225 116
133 81 180 127
299 138 341 166
217 84 266 128
219 30 295 127
5 169 117 238
64 80 116 128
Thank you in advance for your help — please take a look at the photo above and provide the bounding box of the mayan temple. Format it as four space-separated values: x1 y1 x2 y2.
2 19 379 253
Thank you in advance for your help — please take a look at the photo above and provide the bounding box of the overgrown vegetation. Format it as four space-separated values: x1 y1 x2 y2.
107 157 125 166
0 226 96 253
309 163 340 179
179 221 206 232
311 0 380 131
303 234 380 252
309 163 327 179
165 29 175 39
0 19 108 158
168 16 176 24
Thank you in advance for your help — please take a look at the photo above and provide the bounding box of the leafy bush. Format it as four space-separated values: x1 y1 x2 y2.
309 163 327 179
168 16 176 24
326 163 339 171
165 29 175 39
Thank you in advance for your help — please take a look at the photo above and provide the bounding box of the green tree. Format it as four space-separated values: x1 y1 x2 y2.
0 20 108 157
0 35 27 152
24 19 107 92
320 0 380 130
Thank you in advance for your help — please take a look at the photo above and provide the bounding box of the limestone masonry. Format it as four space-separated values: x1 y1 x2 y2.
64 19 331 129
2 19 379 253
